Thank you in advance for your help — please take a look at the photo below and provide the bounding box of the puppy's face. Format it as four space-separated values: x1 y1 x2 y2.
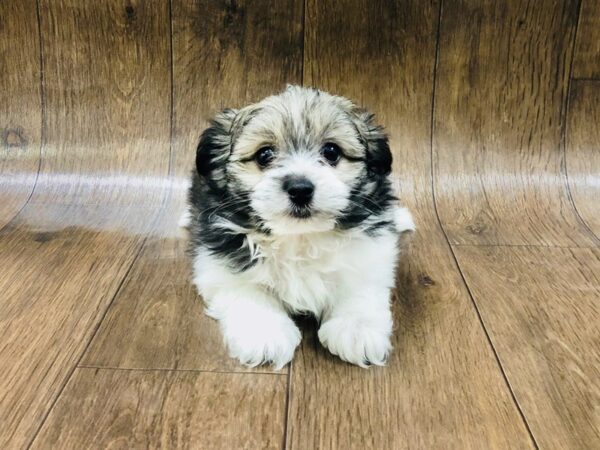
196 86 392 235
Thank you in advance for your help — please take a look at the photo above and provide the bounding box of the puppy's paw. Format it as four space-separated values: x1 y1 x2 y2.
318 315 392 368
223 314 301 370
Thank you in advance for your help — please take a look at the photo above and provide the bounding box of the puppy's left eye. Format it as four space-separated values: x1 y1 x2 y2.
321 143 341 165
255 146 276 167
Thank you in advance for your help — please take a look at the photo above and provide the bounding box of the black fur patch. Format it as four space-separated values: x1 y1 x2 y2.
336 174 396 230
188 171 263 272
189 113 266 272
364 220 395 236
336 113 395 230
195 109 236 183
366 137 392 176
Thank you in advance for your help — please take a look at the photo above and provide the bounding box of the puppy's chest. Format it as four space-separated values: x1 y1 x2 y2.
248 233 356 313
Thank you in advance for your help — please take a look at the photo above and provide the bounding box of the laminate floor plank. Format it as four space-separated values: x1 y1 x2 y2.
454 245 600 449
0 205 155 448
83 0 304 374
573 0 600 79
290 1 534 448
0 0 41 228
31 368 287 450
433 0 597 246
566 81 600 237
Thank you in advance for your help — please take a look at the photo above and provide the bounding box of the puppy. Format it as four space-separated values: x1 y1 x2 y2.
186 85 414 369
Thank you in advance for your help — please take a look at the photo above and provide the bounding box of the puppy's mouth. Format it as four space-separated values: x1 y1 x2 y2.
289 205 312 219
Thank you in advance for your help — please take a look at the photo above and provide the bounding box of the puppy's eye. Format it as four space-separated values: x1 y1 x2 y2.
255 146 276 167
321 143 341 165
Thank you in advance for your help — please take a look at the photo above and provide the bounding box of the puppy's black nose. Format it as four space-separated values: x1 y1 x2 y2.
283 176 314 207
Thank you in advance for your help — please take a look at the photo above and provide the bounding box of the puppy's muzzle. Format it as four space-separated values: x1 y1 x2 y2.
283 175 314 208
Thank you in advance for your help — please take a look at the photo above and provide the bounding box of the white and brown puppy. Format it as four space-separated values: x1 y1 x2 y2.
186 85 414 369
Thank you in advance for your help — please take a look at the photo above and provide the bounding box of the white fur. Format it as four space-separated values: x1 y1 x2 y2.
193 205 412 369
394 206 416 233
248 153 353 235
178 208 192 228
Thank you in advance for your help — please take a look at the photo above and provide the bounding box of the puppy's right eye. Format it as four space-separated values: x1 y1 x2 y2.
255 146 276 167
321 143 342 165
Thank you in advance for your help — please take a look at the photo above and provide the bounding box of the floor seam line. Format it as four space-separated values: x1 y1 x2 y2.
571 77 600 82
451 242 599 249
76 364 288 376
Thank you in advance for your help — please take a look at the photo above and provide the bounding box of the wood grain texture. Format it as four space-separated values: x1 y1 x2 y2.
36 0 171 205
0 0 41 228
32 368 287 449
1 0 599 448
0 215 146 448
454 245 600 449
0 1 170 447
433 0 596 246
170 0 303 179
290 1 534 448
566 81 600 237
573 0 600 79
82 0 304 375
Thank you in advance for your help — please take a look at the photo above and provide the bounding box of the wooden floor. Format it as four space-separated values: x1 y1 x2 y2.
1 1 599 448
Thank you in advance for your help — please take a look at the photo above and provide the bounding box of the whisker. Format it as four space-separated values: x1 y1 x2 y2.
343 198 380 217
349 192 389 209
200 196 251 212
207 204 250 222
200 197 251 217
206 198 255 223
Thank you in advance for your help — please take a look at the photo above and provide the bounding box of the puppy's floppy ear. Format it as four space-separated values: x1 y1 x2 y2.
196 105 261 182
196 108 237 179
350 109 393 176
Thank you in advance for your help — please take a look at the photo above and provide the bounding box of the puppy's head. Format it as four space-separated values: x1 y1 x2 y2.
196 85 393 235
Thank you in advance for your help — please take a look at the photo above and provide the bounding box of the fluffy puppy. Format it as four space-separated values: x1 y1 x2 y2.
187 85 414 369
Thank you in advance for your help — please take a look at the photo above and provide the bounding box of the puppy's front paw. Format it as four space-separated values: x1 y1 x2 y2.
318 315 392 368
223 314 301 370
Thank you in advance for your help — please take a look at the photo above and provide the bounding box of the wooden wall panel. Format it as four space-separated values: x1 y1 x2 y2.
433 0 596 246
169 0 303 180
573 0 600 79
566 81 600 236
0 0 41 228
35 0 171 205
